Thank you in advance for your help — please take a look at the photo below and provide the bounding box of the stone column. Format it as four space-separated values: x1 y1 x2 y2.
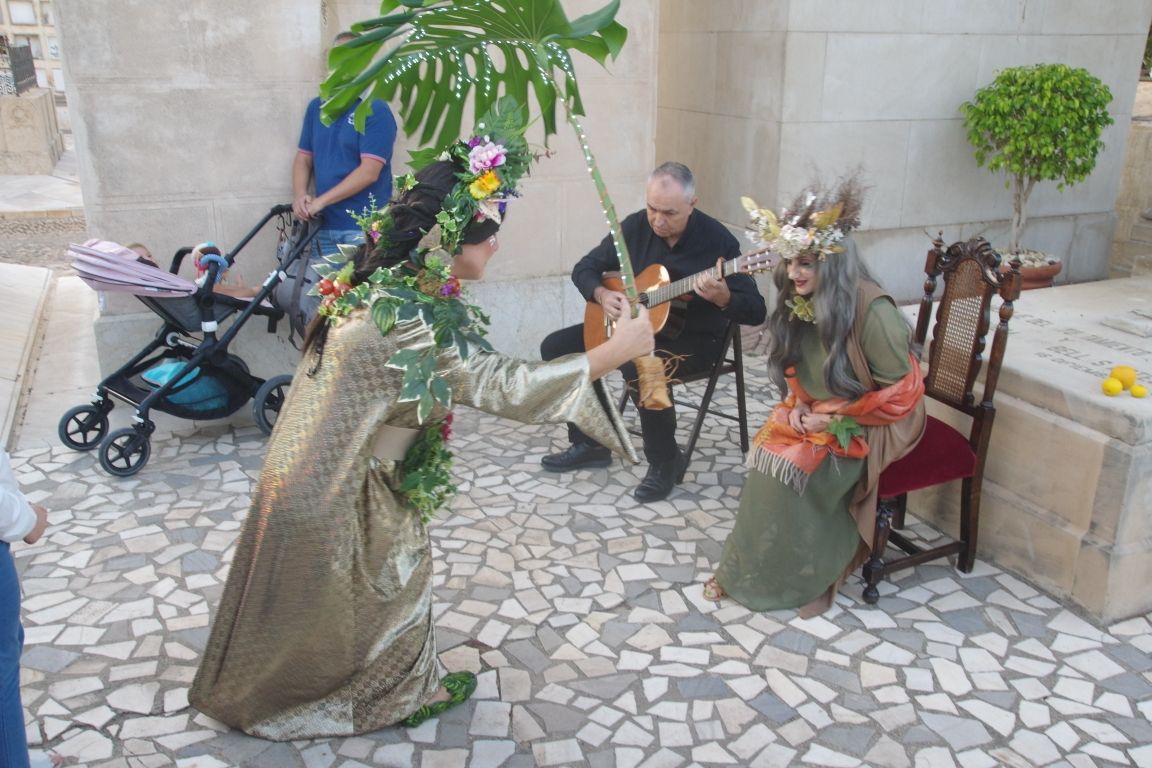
55 0 330 376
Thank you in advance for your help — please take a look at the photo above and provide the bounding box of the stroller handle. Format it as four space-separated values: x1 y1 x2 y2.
270 203 293 216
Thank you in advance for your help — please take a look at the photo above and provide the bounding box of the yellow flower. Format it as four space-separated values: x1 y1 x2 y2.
469 170 501 199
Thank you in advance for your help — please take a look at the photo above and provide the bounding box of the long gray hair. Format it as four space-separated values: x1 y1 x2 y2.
765 236 881 399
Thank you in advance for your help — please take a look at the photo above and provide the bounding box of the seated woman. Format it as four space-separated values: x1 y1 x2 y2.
704 177 925 617
188 101 654 739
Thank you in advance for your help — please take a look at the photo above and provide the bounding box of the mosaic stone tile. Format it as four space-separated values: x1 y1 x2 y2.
7 400 1152 767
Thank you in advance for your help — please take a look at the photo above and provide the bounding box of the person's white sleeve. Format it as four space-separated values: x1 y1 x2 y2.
0 450 35 543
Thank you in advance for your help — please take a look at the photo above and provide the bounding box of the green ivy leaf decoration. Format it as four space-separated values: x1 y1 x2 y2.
372 298 398 336
398 414 456 524
785 295 816 323
826 415 864 451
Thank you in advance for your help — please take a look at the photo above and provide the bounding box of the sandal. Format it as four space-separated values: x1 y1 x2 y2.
401 671 477 728
702 576 727 602
29 751 64 768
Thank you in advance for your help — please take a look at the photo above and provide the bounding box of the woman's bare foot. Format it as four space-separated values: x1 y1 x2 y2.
425 685 452 705
702 576 727 602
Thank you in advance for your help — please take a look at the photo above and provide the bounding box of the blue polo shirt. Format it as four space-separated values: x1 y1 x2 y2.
297 96 398 231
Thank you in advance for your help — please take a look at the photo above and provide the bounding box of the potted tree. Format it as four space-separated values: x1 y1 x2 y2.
961 63 1114 288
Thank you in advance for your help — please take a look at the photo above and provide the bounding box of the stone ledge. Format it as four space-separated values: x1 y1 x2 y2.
0 207 85 220
0 262 52 449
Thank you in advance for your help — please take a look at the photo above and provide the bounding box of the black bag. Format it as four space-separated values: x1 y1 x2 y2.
271 218 323 346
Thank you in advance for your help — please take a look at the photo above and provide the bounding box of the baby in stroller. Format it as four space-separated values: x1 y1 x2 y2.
129 241 261 300
62 205 314 476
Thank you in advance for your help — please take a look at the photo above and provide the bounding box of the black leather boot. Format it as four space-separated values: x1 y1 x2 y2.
633 449 684 502
541 442 613 471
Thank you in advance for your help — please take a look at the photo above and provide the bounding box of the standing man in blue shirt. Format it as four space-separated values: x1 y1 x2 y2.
290 31 398 322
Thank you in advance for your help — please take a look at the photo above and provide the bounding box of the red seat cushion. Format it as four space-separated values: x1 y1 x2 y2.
878 415 977 497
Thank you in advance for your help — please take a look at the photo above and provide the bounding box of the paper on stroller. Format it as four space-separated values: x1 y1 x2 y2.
70 239 196 297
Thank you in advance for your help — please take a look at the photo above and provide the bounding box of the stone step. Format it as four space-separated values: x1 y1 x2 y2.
0 263 53 449
1130 220 1152 244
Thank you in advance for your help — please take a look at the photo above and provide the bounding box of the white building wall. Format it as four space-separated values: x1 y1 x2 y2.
657 0 1152 301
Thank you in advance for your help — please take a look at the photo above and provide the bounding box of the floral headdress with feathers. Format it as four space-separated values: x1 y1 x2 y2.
742 175 866 261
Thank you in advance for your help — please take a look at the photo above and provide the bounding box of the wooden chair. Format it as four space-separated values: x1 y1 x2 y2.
618 320 750 481
861 236 1021 604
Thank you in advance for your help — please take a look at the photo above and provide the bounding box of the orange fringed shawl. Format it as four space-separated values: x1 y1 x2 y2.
747 358 924 493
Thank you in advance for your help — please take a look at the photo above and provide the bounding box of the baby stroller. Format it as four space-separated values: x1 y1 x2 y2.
59 204 320 477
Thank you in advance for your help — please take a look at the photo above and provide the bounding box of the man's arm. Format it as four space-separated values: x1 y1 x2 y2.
0 451 36 543
720 270 768 326
693 223 767 325
292 151 315 220
572 211 642 303
305 157 385 218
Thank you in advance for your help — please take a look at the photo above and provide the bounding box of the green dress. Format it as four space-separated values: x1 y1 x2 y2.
715 298 915 613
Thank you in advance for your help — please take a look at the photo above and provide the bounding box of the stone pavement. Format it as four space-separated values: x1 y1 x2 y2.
3 161 1152 768
7 369 1152 767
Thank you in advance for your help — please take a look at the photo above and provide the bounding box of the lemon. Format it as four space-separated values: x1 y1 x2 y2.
1132 384 1148 399
1110 365 1138 391
1101 377 1123 396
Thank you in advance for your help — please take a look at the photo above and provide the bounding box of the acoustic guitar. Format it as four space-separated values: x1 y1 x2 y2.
583 248 776 350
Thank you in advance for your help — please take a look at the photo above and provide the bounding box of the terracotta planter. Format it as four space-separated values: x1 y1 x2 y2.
1001 259 1062 290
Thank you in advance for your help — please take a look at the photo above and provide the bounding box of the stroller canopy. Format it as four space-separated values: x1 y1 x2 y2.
70 240 196 297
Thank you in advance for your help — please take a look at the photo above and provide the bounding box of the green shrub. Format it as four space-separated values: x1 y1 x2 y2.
961 63 1114 254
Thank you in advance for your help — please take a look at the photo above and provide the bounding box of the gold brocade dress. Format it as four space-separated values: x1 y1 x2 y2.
189 310 636 740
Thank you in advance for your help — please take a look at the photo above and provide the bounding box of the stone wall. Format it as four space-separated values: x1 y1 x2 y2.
656 0 1152 302
0 87 62 174
1110 115 1152 278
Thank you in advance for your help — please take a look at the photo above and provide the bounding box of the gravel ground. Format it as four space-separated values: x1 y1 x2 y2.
0 215 88 272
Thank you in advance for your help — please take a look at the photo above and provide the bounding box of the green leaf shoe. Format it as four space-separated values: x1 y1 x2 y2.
401 671 478 728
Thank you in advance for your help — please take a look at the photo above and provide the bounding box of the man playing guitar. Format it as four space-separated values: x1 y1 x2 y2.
539 162 767 502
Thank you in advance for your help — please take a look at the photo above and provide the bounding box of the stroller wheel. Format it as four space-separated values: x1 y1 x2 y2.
99 428 152 477
59 404 111 451
253 374 293 436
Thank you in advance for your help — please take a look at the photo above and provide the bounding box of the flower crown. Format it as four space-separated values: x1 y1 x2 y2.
741 177 864 262
352 96 534 255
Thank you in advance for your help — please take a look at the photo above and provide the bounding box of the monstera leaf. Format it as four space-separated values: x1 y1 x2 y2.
321 0 626 148
323 0 669 405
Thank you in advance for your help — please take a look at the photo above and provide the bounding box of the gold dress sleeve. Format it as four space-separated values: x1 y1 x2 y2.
449 349 639 464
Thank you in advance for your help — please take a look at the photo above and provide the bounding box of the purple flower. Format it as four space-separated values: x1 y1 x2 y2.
440 277 462 298
468 141 507 174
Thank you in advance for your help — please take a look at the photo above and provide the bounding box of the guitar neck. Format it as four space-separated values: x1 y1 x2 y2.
643 259 742 309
